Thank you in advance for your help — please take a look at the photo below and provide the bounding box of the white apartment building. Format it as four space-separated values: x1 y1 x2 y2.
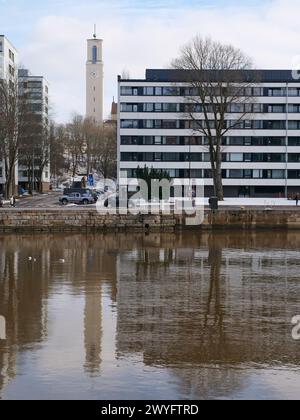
0 35 18 195
18 69 50 192
118 69 300 198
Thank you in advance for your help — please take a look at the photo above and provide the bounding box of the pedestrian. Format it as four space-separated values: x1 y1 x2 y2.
296 194 300 206
10 195 16 208
0 196 3 208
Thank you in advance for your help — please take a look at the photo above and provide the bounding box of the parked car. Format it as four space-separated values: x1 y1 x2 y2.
59 192 95 206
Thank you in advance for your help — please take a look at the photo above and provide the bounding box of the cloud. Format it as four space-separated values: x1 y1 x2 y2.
14 0 300 123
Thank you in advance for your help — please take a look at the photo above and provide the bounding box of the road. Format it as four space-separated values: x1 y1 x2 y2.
2 193 299 211
14 192 62 208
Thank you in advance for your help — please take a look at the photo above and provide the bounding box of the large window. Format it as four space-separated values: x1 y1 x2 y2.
144 87 154 96
268 88 286 97
121 120 139 129
229 153 243 162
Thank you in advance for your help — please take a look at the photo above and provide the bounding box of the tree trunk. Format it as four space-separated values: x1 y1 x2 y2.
212 166 224 201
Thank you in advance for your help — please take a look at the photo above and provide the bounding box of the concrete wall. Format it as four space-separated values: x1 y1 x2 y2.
0 210 176 233
1 209 300 233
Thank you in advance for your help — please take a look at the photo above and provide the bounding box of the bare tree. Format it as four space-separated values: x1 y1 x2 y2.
50 124 68 187
172 36 257 200
0 75 29 198
65 114 85 178
34 122 51 193
93 124 117 179
18 112 41 194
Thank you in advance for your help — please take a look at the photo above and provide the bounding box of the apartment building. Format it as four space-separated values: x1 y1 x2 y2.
118 69 300 198
18 69 50 192
0 35 18 195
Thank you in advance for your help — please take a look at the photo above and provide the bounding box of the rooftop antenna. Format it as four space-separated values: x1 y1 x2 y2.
93 24 97 39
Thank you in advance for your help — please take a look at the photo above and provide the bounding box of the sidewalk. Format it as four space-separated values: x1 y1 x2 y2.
204 197 299 207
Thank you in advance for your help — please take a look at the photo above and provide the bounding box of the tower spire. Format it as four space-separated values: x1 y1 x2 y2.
93 24 97 39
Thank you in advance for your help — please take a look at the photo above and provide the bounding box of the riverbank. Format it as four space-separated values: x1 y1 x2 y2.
1 208 300 232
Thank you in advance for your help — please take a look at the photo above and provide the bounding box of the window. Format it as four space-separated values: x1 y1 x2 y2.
265 120 285 130
244 120 252 129
289 121 300 130
269 88 286 97
229 137 244 145
230 153 243 162
272 170 284 179
289 88 299 97
253 121 263 129
288 170 300 179
164 153 180 162
190 170 202 178
154 136 162 145
163 87 180 96
269 105 285 113
244 153 252 162
289 137 300 146
92 46 97 62
289 154 300 162
162 120 178 129
121 120 139 129
163 136 179 145
163 103 178 112
9 49 15 62
155 87 163 96
253 87 263 96
253 170 261 179
145 120 154 129
190 153 202 162
229 170 243 178
288 104 299 113
120 87 135 96
9 64 15 76
0 41 3 53
203 153 210 162
144 103 154 112
144 87 154 96
253 104 263 113
231 104 244 113
121 103 139 112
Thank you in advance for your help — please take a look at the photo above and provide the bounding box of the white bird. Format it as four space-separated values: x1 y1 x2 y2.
28 257 32 261
59 259 65 263
33 258 37 263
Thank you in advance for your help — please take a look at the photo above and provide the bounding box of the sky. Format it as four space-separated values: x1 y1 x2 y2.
1 0 300 123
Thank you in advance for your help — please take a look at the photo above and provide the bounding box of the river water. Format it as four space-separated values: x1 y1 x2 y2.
1 231 300 400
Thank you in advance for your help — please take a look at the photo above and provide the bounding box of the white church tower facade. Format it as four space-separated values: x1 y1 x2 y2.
86 28 104 124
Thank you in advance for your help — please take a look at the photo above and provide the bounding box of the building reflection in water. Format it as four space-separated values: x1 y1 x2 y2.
115 231 300 399
1 232 300 399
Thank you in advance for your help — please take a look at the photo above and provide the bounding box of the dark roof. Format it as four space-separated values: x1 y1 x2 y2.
145 69 298 83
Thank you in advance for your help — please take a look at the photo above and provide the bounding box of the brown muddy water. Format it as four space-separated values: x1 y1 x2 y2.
1 231 300 400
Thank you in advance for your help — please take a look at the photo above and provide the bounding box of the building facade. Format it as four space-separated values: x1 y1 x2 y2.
118 69 300 198
18 69 50 193
86 34 104 125
0 35 19 195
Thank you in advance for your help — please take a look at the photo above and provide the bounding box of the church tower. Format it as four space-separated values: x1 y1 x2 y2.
86 27 104 124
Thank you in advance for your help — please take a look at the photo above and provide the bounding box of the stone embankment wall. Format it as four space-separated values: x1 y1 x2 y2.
0 209 300 233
